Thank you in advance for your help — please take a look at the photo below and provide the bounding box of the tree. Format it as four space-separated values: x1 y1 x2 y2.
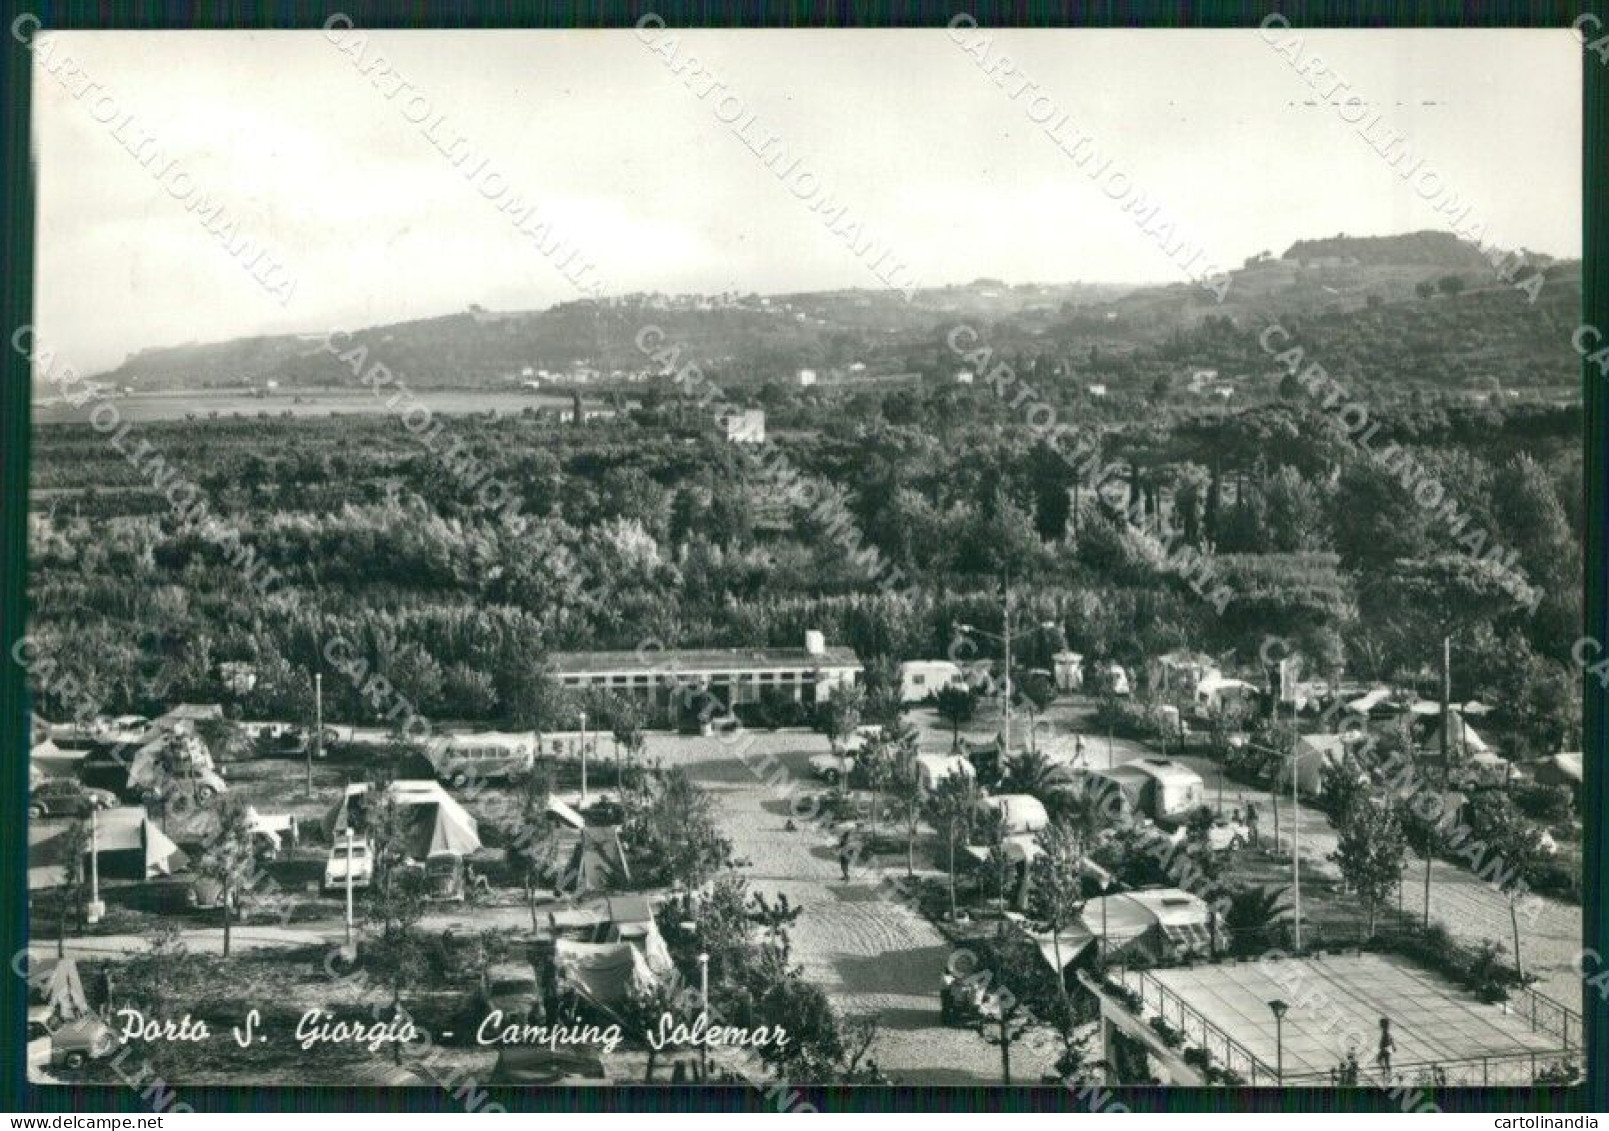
194 796 258 958
1019 670 1058 752
935 686 975 750
927 772 981 921
507 766 560 929
625 768 734 892
1329 799 1405 935
364 789 429 1063
1222 884 1289 955
974 926 1045 1084
1438 274 1465 296
819 682 866 784
1467 793 1545 979
885 735 925 877
1029 820 1087 1020
1377 555 1536 770
1001 748 1057 797
54 819 91 957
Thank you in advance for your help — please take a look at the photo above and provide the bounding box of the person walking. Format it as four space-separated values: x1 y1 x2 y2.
1245 800 1260 847
1376 1017 1395 1081
838 844 852 882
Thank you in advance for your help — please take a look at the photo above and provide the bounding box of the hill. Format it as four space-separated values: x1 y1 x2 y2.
71 231 1578 397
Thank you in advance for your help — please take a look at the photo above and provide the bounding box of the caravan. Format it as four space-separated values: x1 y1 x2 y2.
898 661 967 704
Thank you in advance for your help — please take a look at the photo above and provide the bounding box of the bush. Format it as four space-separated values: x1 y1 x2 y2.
1527 858 1581 902
1511 782 1573 823
1091 697 1176 741
1147 1016 1185 1048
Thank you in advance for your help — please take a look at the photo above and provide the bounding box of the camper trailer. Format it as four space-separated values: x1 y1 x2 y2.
1087 759 1205 827
898 661 967 704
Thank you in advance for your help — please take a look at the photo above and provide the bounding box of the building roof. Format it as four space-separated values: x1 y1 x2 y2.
551 645 859 676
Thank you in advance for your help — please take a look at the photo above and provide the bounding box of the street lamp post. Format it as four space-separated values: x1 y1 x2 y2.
311 671 322 795
957 592 1058 758
1268 999 1288 1083
579 711 589 807
697 952 710 1078
86 807 103 924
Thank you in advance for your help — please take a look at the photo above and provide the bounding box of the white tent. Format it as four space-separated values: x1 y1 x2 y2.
1283 734 1350 796
325 780 482 858
915 753 974 794
978 794 1049 835
1194 675 1258 712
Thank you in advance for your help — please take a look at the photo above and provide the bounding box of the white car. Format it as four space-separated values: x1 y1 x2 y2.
324 841 373 890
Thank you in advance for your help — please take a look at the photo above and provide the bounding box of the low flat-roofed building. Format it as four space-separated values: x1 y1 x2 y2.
550 633 860 724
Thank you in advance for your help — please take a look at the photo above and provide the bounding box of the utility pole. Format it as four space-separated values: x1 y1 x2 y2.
311 671 322 796
87 807 103 924
579 711 589 807
1292 694 1302 951
1002 587 1014 757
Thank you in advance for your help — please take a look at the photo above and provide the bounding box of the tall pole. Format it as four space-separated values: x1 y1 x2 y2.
1002 588 1014 756
579 711 589 806
87 807 102 924
698 952 710 1078
1292 697 1302 951
343 825 355 949
311 672 322 795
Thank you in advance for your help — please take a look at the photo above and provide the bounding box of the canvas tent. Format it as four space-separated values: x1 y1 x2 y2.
1429 710 1492 760
978 794 1049 836
553 939 657 1010
324 781 482 860
1150 651 1218 696
1530 752 1582 790
562 827 630 894
1086 764 1151 821
1029 924 1098 973
27 957 89 1021
546 796 586 830
1052 651 1085 692
28 808 187 891
915 753 974 794
154 704 225 730
1281 734 1351 797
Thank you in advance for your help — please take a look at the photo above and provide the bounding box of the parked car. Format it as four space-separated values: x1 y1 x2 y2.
27 779 117 819
34 1014 120 1070
489 1045 607 1085
187 874 238 911
323 840 373 891
479 962 543 1026
422 852 465 902
141 767 228 804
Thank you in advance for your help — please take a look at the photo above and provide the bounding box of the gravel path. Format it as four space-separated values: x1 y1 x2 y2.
645 730 1061 1084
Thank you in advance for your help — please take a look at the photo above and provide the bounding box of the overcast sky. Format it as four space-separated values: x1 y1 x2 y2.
33 28 1581 373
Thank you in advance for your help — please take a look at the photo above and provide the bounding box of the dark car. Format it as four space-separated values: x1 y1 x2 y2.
489 1045 608 1085
28 779 116 819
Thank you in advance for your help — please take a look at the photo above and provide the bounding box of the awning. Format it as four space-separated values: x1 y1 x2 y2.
1031 927 1096 971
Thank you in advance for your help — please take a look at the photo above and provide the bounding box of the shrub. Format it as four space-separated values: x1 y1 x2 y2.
1511 782 1573 823
1147 1016 1185 1048
1527 859 1581 902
